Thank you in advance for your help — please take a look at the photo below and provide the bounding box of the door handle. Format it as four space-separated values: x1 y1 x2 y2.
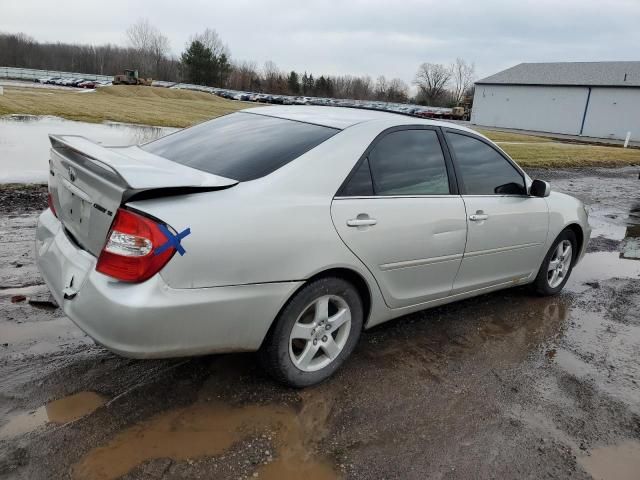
469 213 489 221
347 215 377 227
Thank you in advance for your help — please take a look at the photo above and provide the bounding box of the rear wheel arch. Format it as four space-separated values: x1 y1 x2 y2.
263 267 372 346
305 268 372 327
258 272 367 387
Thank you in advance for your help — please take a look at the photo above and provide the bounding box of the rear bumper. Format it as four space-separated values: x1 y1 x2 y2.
35 209 302 358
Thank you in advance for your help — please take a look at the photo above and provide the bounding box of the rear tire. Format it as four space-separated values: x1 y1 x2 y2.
533 229 577 296
258 277 363 388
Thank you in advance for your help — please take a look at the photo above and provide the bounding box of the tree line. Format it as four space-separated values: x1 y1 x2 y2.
0 19 475 106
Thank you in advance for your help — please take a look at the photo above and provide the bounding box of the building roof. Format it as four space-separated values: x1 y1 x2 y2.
476 61 640 88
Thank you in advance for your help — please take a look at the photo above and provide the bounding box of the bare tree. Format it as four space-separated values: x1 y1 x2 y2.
228 60 259 91
414 62 452 106
374 75 388 100
126 18 171 78
387 78 409 103
451 58 475 105
190 28 229 59
350 75 373 100
263 60 284 93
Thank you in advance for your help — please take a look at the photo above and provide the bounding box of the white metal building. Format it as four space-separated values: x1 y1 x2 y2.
471 61 640 141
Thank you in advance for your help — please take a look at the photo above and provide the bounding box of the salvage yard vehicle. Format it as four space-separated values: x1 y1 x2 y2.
36 106 591 387
112 69 152 86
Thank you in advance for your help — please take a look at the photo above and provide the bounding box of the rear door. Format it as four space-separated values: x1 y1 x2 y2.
331 127 467 309
443 130 549 293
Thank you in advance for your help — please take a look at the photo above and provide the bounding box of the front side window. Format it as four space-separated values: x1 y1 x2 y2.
142 112 338 181
446 132 526 195
365 129 450 196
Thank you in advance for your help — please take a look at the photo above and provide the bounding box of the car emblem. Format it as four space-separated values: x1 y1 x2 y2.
68 166 77 182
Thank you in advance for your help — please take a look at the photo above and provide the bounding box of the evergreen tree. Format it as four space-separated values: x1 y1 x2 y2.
215 52 232 87
326 77 334 97
305 73 315 96
287 71 300 94
181 40 214 85
315 75 328 96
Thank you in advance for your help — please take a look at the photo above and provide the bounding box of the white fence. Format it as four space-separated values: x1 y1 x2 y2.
0 66 113 82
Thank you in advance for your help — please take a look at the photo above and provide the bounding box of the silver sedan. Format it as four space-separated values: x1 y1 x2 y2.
36 106 591 387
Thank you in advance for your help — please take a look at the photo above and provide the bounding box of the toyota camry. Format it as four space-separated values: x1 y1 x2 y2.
36 106 591 387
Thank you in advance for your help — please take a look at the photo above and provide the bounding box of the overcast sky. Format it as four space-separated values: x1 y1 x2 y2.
2 0 639 85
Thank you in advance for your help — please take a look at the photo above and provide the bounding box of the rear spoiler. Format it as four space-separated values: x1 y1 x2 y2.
49 134 238 192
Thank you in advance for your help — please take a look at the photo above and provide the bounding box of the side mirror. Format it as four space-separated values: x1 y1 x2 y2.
530 179 551 197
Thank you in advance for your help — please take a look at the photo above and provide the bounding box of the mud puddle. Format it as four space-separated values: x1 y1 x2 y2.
568 251 640 292
578 441 640 480
1 317 81 344
0 391 105 440
621 224 640 260
73 395 336 480
1 168 640 479
0 115 177 183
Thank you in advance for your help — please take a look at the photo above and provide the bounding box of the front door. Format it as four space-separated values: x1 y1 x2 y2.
444 130 549 293
331 128 467 309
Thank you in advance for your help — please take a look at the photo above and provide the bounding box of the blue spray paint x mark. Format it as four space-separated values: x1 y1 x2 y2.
155 224 191 256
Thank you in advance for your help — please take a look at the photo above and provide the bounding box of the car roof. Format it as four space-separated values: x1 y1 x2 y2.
243 105 475 132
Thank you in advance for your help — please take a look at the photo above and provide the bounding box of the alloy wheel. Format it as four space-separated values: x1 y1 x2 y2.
547 240 573 288
288 295 352 372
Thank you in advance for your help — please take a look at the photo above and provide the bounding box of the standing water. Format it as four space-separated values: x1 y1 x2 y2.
0 115 178 183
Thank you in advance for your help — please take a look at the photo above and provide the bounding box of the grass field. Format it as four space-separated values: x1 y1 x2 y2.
471 128 640 167
492 142 640 168
474 129 551 143
1 85 638 168
0 85 248 127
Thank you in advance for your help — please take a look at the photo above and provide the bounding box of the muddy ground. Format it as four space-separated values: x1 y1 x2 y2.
1 167 639 480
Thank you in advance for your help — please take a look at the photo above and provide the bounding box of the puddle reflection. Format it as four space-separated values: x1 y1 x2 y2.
578 440 640 480
73 396 336 480
0 115 177 183
568 251 640 292
0 391 105 439
621 203 640 260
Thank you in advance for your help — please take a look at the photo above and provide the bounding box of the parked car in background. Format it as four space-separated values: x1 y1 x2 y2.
78 80 98 89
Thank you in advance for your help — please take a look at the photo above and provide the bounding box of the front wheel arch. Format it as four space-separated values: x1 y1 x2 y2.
564 223 585 265
533 228 578 296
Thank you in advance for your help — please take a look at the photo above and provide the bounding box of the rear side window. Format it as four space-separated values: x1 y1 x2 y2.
368 129 450 196
340 158 374 196
446 132 526 195
142 112 338 181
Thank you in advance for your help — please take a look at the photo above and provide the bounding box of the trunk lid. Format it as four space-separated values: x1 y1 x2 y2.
48 134 238 256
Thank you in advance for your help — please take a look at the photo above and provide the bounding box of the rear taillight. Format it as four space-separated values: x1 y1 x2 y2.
96 208 176 283
47 192 58 218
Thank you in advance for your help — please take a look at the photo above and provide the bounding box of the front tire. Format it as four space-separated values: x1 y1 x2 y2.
533 229 577 296
259 277 363 388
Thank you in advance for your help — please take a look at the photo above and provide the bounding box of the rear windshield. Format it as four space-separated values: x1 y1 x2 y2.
141 112 339 181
